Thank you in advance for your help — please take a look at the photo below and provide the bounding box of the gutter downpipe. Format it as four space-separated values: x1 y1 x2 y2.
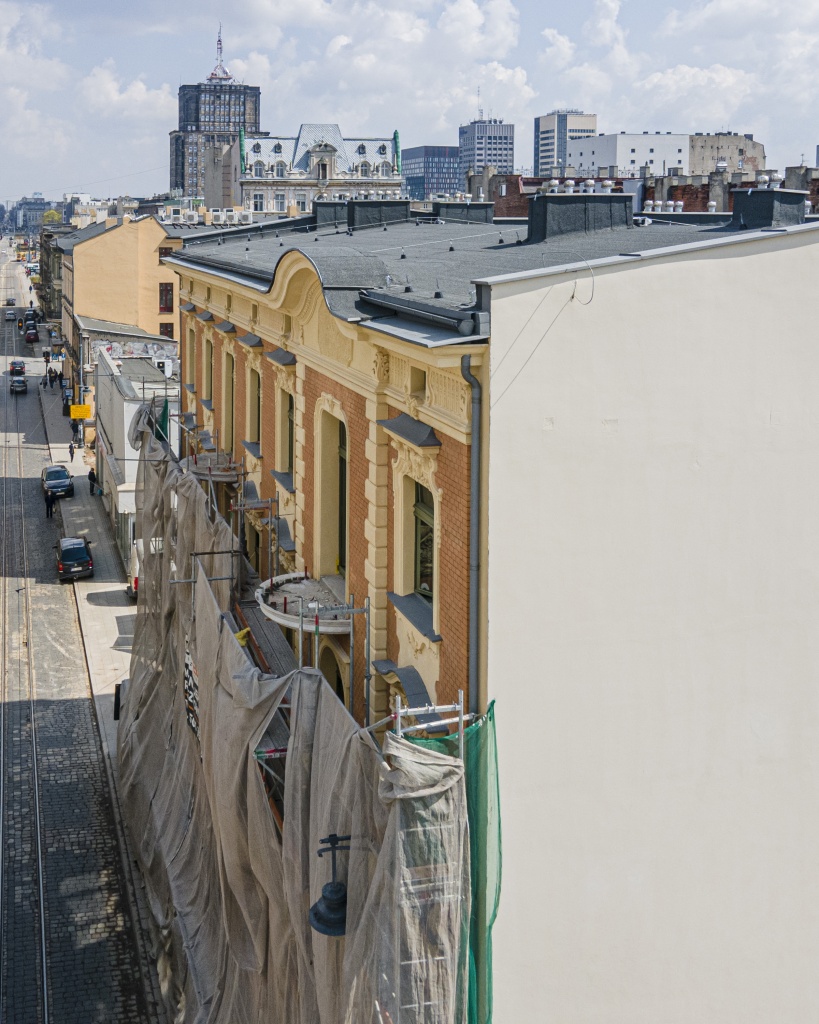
460 354 481 716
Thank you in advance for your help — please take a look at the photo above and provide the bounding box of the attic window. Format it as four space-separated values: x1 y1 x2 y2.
274 142 282 153
378 143 387 155
252 142 262 153
358 144 366 155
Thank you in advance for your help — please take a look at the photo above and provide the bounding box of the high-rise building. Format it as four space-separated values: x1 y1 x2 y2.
401 145 461 199
458 119 514 183
534 110 597 175
169 29 261 197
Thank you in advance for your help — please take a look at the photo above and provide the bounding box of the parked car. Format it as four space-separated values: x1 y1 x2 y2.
10 376 27 394
41 465 74 498
4 309 15 320
55 537 93 582
4 296 14 306
9 358 25 376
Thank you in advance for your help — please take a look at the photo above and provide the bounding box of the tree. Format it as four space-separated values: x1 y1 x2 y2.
43 209 61 224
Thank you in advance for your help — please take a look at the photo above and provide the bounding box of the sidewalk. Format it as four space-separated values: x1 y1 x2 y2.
38 377 131 776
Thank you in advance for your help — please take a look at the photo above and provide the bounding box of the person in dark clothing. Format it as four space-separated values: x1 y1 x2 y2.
45 490 55 518
68 442 74 462
88 468 97 495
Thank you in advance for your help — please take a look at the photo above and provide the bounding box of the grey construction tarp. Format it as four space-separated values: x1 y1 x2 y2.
118 410 471 1023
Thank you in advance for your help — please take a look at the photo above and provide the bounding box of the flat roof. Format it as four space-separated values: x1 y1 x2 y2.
168 205 819 344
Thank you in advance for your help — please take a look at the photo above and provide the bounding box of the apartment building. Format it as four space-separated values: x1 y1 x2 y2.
165 188 819 1023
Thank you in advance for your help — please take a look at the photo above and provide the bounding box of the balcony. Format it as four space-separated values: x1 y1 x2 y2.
255 572 351 636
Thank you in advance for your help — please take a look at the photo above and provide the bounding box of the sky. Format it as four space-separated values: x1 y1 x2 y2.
0 0 817 205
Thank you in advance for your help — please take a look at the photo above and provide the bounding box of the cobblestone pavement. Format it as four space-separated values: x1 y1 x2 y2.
0 307 156 1024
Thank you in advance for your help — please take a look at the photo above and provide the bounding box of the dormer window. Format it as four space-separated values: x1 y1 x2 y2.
276 162 286 178
254 161 265 178
360 161 370 177
358 144 366 155
274 142 282 154
378 143 387 155
252 142 262 154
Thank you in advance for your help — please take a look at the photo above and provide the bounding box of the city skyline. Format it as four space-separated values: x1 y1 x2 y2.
0 0 816 203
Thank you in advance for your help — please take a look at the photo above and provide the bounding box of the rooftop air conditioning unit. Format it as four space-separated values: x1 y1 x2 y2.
224 210 237 224
211 210 224 224
152 357 174 378
170 214 183 224
238 211 253 224
185 211 198 224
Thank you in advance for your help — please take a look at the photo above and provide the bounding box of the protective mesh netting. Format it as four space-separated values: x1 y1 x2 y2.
118 411 472 1023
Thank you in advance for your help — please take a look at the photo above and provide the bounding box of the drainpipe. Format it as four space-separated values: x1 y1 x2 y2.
460 354 481 716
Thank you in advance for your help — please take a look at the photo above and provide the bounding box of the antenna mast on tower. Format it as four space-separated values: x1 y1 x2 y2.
208 23 234 81
477 85 483 121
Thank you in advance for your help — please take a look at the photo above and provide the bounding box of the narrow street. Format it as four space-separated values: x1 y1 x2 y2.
0 253 162 1023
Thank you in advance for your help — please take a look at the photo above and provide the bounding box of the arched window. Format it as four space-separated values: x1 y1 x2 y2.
276 162 286 178
359 162 370 177
253 161 264 178
380 161 392 177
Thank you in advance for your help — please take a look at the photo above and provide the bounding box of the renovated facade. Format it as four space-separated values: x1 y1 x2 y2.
241 124 403 214
165 189 819 1023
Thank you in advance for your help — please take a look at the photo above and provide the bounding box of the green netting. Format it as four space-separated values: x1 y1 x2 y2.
408 701 501 1024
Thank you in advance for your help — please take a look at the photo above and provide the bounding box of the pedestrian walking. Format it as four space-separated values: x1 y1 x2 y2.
49 373 55 389
45 490 54 519
68 442 75 462
88 468 97 495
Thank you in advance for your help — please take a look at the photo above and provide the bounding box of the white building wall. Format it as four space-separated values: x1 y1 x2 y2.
567 133 689 177
486 225 819 1022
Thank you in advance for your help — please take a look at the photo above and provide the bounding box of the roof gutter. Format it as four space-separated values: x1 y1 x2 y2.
460 354 481 716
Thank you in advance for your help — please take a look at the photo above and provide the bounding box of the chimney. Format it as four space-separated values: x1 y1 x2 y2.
731 187 808 229
527 192 633 243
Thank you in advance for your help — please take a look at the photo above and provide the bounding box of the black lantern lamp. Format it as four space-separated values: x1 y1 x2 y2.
309 833 351 937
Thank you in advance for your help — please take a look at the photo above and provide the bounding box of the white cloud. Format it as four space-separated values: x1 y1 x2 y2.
78 61 176 121
437 0 519 58
541 27 575 69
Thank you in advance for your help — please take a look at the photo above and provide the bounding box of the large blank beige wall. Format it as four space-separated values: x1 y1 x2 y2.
487 226 819 1021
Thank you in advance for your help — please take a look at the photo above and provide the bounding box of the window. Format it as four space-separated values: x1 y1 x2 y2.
295 193 307 212
203 335 213 399
223 352 234 449
630 148 636 154
317 162 328 180
380 162 392 177
276 162 286 178
248 369 261 444
275 193 285 212
413 483 434 602
359 162 370 177
649 148 654 153
274 142 282 154
338 421 347 575
159 246 172 264
159 323 174 338
187 327 195 385
254 161 265 178
159 282 174 313
253 193 264 212
287 393 294 473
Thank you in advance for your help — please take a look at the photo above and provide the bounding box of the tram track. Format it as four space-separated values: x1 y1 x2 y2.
1 310 50 1022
